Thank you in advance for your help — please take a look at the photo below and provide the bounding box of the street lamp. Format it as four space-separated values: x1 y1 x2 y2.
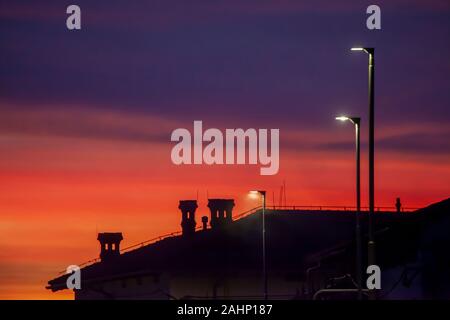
336 116 362 300
249 190 267 300
351 47 376 287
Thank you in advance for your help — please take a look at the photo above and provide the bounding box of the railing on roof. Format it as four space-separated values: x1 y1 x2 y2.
256 205 418 212
56 204 418 275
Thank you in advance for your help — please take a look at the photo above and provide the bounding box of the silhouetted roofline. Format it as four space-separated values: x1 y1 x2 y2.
47 200 446 292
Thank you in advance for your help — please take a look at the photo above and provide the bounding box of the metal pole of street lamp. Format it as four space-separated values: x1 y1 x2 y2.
250 190 267 300
351 48 376 298
336 116 362 300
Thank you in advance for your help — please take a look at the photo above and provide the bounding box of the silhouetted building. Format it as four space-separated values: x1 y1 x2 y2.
47 198 450 300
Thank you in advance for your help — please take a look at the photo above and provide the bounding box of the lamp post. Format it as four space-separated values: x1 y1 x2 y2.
336 116 362 300
249 190 267 299
351 47 376 284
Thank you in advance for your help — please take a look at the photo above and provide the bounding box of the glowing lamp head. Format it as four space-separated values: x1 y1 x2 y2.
249 190 266 199
336 116 350 122
351 47 364 51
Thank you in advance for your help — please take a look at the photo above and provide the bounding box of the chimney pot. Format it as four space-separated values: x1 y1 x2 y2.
201 216 208 230
97 232 123 262
396 197 402 213
207 199 235 229
179 200 198 236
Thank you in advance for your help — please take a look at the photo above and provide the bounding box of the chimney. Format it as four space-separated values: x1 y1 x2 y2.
396 197 402 213
97 232 123 262
208 199 235 229
179 200 197 236
201 216 209 230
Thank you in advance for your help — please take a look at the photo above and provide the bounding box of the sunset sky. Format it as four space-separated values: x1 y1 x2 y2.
0 0 449 299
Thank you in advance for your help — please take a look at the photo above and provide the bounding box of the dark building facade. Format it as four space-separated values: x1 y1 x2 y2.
47 198 450 300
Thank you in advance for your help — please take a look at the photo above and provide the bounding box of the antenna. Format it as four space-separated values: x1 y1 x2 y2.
283 180 287 206
272 191 275 208
279 185 283 207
